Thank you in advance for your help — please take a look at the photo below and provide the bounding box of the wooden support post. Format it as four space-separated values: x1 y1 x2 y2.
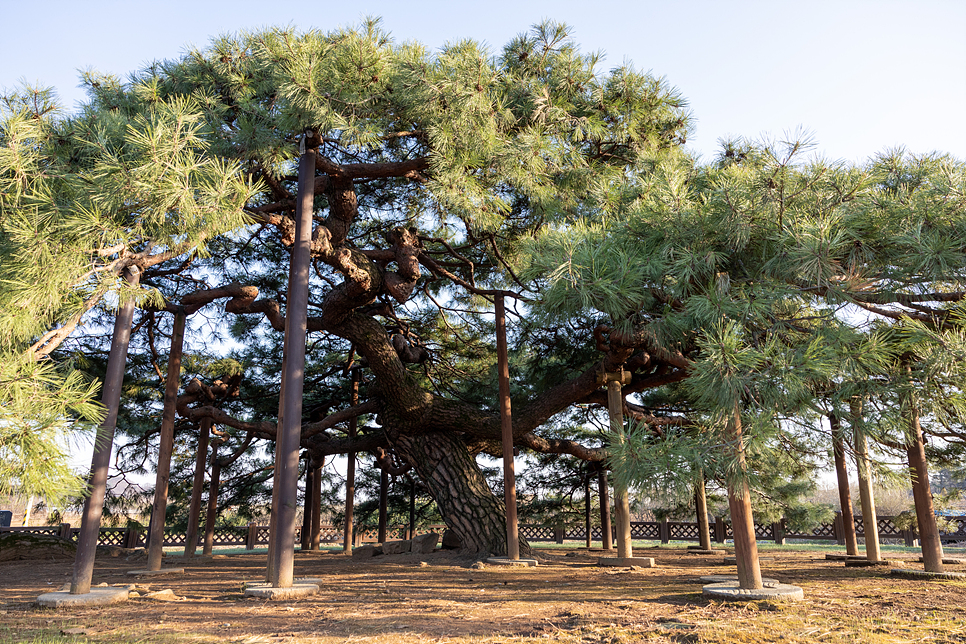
659 518 670 544
408 477 416 540
695 474 712 550
851 399 882 563
300 463 313 550
246 520 257 551
554 525 566 544
714 516 726 543
773 520 786 545
202 440 222 556
146 309 186 571
378 468 389 544
605 371 633 559
495 294 520 560
833 511 846 545
184 418 212 558
343 368 358 554
598 467 612 550
726 409 763 590
71 267 139 595
310 464 322 551
584 470 592 549
268 137 316 588
830 413 859 556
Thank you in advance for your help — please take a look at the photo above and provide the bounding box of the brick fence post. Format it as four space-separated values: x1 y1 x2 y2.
714 516 726 543
773 519 786 545
903 528 919 547
833 511 845 545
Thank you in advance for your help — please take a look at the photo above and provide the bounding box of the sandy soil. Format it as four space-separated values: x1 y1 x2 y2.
2 545 965 642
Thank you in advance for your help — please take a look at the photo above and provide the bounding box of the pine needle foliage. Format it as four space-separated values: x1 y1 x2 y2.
0 82 254 500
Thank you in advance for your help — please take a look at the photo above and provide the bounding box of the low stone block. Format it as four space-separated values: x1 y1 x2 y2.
441 529 462 549
485 556 538 567
382 540 411 555
244 583 319 600
351 544 381 559
598 556 655 568
845 559 899 567
0 532 76 562
411 532 439 554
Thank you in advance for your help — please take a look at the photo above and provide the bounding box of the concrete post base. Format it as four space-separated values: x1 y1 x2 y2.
891 568 966 580
702 581 804 601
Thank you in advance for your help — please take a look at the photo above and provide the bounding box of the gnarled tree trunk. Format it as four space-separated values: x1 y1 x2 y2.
394 432 530 556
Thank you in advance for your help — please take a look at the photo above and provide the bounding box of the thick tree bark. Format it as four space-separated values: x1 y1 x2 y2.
906 397 945 573
184 418 212 558
829 413 858 556
727 410 763 590
395 431 530 556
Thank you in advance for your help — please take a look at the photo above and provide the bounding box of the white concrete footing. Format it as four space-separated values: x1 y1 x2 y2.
37 586 130 608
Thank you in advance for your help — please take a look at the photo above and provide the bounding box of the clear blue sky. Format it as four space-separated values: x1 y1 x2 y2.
2 0 964 163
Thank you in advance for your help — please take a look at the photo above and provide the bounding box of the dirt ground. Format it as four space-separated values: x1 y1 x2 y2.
2 545 966 643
